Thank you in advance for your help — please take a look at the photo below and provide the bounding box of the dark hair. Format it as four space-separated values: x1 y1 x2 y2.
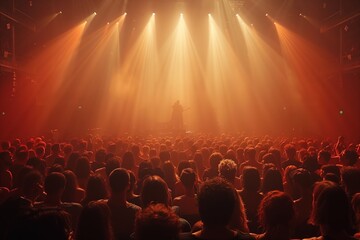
209 152 223 169
62 170 80 202
177 160 191 177
74 157 91 179
259 191 294 229
242 167 261 192
180 168 196 189
141 175 170 207
105 157 120 177
44 172 66 195
76 201 113 240
135 203 179 240
310 183 353 231
83 175 108 205
262 168 283 194
122 151 135 170
108 168 130 193
198 177 236 227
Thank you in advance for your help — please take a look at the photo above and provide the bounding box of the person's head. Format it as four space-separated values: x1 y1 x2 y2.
95 148 107 164
21 170 44 201
159 151 171 163
209 152 223 169
66 152 80 172
242 166 261 192
180 168 196 190
284 144 296 160
341 167 360 198
0 150 12 170
177 160 191 177
76 201 113 240
44 172 66 197
141 175 170 207
218 159 237 183
108 168 130 195
122 151 135 170
51 143 60 154
262 167 283 194
63 144 73 156
84 175 108 203
292 168 313 194
310 182 353 231
35 146 46 159
61 170 79 202
318 150 331 163
259 191 295 230
321 164 340 179
340 149 359 166
27 209 72 240
198 177 237 228
135 203 180 240
74 156 91 179
244 147 256 161
105 157 120 177
302 155 320 173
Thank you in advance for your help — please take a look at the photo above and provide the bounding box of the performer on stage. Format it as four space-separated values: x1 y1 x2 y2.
171 100 184 134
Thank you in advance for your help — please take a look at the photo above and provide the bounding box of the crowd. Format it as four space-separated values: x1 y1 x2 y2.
0 134 360 240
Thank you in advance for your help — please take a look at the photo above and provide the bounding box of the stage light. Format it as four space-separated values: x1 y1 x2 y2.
59 11 62 14
107 22 110 25
180 13 183 17
1 112 5 116
265 13 269 17
236 13 239 17
208 13 211 16
124 12 127 15
152 12 155 16
93 12 97 15
84 20 88 24
339 110 344 115
78 105 83 110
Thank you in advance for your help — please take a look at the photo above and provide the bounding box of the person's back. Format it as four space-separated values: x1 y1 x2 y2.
304 181 356 240
106 168 141 240
239 148 262 173
180 177 254 240
34 172 82 230
239 167 263 233
173 168 199 226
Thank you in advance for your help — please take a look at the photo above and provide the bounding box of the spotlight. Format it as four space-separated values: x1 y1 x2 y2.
265 13 269 17
124 12 127 15
152 12 155 16
180 13 183 17
208 13 211 16
93 12 97 15
84 20 88 24
236 13 239 17
59 11 62 14
107 22 110 25
299 13 302 17
339 110 344 115
116 21 119 24
274 22 276 25
1 112 5 116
